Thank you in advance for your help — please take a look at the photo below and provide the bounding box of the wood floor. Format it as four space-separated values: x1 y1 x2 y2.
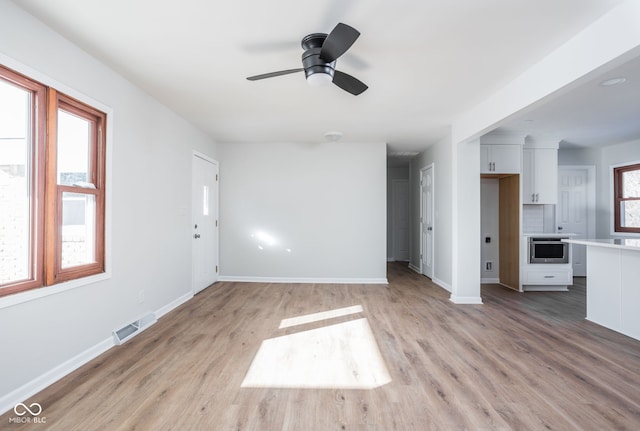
4 264 640 430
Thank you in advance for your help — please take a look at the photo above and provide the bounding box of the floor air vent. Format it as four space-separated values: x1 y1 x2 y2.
113 312 157 345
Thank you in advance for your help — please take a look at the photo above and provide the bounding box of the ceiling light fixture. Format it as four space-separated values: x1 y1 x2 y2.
600 77 627 87
306 72 334 87
324 131 343 142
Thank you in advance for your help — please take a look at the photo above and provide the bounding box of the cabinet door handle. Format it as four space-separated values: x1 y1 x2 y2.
492 162 496 171
544 275 555 278
535 193 539 202
532 193 535 202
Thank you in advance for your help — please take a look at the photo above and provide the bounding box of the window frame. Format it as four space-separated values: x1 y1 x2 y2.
0 65 107 297
0 65 46 296
613 162 640 234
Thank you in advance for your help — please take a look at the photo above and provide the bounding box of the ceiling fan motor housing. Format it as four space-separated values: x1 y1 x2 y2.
302 48 336 79
301 33 336 80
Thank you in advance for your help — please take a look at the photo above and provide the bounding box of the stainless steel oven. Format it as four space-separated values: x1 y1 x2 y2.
528 237 569 264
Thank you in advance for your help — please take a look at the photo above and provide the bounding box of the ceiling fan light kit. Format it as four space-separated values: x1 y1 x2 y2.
246 23 368 95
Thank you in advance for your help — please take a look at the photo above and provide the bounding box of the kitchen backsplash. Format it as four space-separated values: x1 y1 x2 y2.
523 204 556 233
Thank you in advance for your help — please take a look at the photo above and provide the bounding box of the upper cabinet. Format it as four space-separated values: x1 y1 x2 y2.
479 131 525 174
522 141 559 204
480 144 521 174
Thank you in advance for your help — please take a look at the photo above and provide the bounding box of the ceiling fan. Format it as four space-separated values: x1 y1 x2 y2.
246 23 368 96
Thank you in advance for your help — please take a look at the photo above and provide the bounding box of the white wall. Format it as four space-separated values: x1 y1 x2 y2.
560 139 640 238
599 139 640 237
410 134 453 291
0 1 217 410
217 141 387 282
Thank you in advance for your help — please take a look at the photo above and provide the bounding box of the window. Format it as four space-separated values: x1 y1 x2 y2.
614 163 640 233
0 65 106 297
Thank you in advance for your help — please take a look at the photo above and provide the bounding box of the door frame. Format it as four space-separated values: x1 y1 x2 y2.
192 150 219 294
420 164 435 278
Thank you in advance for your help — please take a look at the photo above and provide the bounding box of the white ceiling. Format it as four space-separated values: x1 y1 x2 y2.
498 52 640 149
12 0 631 152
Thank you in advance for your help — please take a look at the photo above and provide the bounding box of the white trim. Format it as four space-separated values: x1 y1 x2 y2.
419 163 435 278
0 273 110 310
407 264 451 293
481 278 500 284
156 292 193 319
0 289 196 415
449 295 483 305
432 277 451 293
0 337 113 415
218 276 388 285
192 150 218 164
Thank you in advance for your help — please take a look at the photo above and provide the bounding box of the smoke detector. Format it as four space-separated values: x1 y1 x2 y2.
324 131 343 142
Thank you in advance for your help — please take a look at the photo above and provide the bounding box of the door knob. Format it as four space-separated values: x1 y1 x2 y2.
194 234 201 239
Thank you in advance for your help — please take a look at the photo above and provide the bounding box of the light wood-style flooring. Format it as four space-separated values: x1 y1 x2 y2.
3 264 640 430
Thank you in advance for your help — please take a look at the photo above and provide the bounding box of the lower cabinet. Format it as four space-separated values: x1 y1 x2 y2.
522 267 572 287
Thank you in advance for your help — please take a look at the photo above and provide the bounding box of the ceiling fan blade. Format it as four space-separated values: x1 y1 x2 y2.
332 70 368 95
320 23 360 63
246 68 304 81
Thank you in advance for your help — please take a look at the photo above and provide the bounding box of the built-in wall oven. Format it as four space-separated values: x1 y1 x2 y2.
528 237 569 264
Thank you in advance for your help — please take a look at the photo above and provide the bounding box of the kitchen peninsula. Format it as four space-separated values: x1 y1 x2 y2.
563 238 640 341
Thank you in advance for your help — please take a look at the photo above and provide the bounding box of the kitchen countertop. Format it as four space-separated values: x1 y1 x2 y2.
563 238 640 251
523 233 576 237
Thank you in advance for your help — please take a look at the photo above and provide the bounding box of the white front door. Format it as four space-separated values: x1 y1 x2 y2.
391 179 410 261
192 152 219 293
557 166 594 277
420 165 434 278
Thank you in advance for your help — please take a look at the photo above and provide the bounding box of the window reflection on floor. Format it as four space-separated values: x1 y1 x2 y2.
241 306 392 389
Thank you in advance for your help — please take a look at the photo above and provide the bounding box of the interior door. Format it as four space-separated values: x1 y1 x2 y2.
192 153 219 293
557 167 592 277
420 165 434 278
392 180 410 261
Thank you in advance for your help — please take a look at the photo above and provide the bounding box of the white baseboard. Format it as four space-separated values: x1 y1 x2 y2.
218 276 388 285
0 290 196 416
432 277 452 293
156 292 193 319
408 263 421 273
0 337 113 415
449 295 483 305
481 277 500 284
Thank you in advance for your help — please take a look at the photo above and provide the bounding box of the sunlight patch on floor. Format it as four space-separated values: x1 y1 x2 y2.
242 314 391 389
278 305 364 329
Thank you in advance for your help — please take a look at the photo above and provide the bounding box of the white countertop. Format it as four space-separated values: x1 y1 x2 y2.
523 233 576 238
563 238 640 251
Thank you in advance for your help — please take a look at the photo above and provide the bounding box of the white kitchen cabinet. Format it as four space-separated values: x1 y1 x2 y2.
480 144 521 174
565 239 640 341
522 267 572 286
523 147 557 204
520 234 572 292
